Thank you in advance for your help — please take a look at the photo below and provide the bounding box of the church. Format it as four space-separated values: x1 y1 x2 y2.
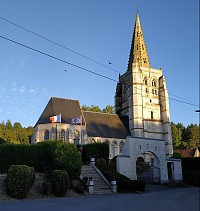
31 13 182 183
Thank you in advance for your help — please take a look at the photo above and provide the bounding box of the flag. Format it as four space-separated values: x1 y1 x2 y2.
70 116 82 125
49 114 61 123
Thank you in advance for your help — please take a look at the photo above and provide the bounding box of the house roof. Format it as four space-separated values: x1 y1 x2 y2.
35 97 130 139
36 97 83 125
83 111 130 139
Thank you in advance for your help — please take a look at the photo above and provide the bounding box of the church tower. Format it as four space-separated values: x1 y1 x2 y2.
115 14 173 157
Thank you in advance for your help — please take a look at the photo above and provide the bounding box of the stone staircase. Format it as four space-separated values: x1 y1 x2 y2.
81 165 112 195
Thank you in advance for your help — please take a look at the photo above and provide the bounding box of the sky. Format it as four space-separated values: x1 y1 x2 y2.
0 0 199 128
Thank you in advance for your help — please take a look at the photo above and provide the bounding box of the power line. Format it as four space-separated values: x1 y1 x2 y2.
1 16 197 108
0 16 121 74
0 35 199 108
0 35 118 83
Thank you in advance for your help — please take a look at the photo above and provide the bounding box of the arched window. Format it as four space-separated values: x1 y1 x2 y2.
152 79 157 96
152 79 157 87
61 129 65 141
74 130 79 139
44 130 49 140
151 111 153 119
144 77 148 86
113 141 118 156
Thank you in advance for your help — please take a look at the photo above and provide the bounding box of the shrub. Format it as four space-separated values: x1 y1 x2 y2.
29 167 35 186
0 144 30 172
52 170 70 197
108 156 117 171
82 143 109 164
30 141 58 172
181 157 200 172
96 158 107 170
52 143 82 179
7 165 33 199
117 180 146 193
183 171 200 187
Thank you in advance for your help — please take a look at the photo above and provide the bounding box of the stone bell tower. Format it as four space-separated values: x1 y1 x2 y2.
115 14 173 157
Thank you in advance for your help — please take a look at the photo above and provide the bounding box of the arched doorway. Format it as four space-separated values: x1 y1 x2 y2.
136 152 160 183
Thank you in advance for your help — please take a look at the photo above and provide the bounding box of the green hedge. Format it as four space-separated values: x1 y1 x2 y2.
117 180 146 193
7 165 34 199
52 143 82 179
0 141 82 179
181 157 200 172
82 143 109 164
181 158 200 187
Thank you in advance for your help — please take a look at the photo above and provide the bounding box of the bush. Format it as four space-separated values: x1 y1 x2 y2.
0 144 30 172
7 165 33 199
181 157 200 172
96 158 107 170
52 170 70 197
29 167 35 186
108 156 117 171
183 171 200 187
52 143 82 179
82 143 109 164
117 180 146 193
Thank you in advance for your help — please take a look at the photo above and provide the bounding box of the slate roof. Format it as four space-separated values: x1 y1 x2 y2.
83 111 130 139
36 97 130 139
36 97 83 125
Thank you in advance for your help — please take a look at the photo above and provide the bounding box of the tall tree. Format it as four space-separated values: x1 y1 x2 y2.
102 105 114 114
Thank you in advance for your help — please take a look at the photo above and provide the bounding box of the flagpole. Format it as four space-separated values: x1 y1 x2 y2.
60 113 61 141
56 123 57 140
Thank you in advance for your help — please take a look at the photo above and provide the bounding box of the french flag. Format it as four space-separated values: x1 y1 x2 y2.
49 114 61 123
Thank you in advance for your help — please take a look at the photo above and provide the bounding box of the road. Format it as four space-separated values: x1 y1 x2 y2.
0 185 199 211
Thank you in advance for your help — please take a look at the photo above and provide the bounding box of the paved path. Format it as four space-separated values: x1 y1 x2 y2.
0 185 199 211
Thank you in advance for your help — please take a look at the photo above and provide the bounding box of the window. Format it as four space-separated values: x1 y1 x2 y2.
61 129 65 141
152 80 156 87
44 130 49 140
144 77 148 85
119 141 124 154
151 111 153 119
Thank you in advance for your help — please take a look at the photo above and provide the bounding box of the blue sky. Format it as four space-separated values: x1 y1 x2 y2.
0 0 199 127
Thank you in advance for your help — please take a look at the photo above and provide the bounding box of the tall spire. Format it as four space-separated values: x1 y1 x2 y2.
127 14 150 69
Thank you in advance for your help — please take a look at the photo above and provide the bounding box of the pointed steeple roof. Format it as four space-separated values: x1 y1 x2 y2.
127 14 150 70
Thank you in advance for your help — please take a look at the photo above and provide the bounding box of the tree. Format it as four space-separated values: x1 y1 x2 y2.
102 105 114 114
0 120 33 145
81 104 114 113
171 122 182 149
187 124 200 149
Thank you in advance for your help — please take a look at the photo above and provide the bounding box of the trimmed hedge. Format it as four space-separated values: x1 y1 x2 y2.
52 170 70 197
181 157 200 187
52 143 82 180
82 142 109 164
0 141 82 178
181 157 200 172
7 165 35 199
117 180 146 193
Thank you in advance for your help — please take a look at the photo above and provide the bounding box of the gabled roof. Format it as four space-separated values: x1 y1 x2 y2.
36 97 83 125
36 97 130 139
83 111 130 139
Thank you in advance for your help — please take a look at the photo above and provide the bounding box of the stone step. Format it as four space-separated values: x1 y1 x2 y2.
81 165 112 195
